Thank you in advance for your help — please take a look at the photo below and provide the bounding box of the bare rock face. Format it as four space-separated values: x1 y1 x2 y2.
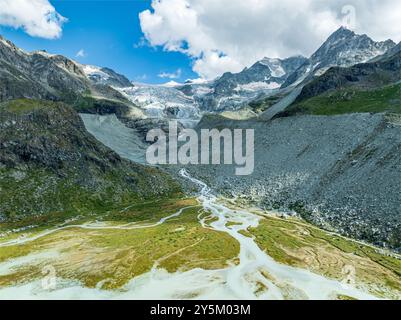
0 36 138 118
195 56 308 112
0 36 89 102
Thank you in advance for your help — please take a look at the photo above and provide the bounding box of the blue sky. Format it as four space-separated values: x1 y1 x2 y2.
1 1 401 82
0 0 198 84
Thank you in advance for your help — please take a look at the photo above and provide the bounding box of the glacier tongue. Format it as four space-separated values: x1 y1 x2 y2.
117 84 202 124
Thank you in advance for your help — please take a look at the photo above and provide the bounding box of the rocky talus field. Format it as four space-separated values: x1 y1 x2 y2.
183 112 401 252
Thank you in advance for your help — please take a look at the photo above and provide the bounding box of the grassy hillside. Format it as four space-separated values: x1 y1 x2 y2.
0 99 180 225
280 83 401 116
248 94 283 113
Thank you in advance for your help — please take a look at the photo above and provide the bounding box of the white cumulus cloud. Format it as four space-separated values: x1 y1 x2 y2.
0 0 66 39
158 68 182 79
75 49 87 58
139 0 401 79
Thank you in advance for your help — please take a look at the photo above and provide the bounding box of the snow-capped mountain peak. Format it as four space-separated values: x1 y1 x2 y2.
258 58 286 77
82 65 132 88
161 80 182 88
311 26 395 66
282 27 396 88
82 65 112 86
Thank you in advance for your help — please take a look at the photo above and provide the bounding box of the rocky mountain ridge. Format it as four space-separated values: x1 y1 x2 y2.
0 35 138 117
275 39 401 117
282 27 396 88
2 27 396 122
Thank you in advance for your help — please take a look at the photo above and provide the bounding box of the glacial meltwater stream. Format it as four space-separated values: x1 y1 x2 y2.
0 170 379 299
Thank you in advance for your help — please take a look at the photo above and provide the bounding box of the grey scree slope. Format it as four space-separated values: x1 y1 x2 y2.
182 113 401 251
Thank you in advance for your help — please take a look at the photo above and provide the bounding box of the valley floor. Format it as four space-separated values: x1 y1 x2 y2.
0 171 399 300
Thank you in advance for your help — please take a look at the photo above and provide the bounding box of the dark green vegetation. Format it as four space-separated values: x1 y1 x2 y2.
248 94 282 113
0 99 180 225
71 95 132 117
279 83 401 116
